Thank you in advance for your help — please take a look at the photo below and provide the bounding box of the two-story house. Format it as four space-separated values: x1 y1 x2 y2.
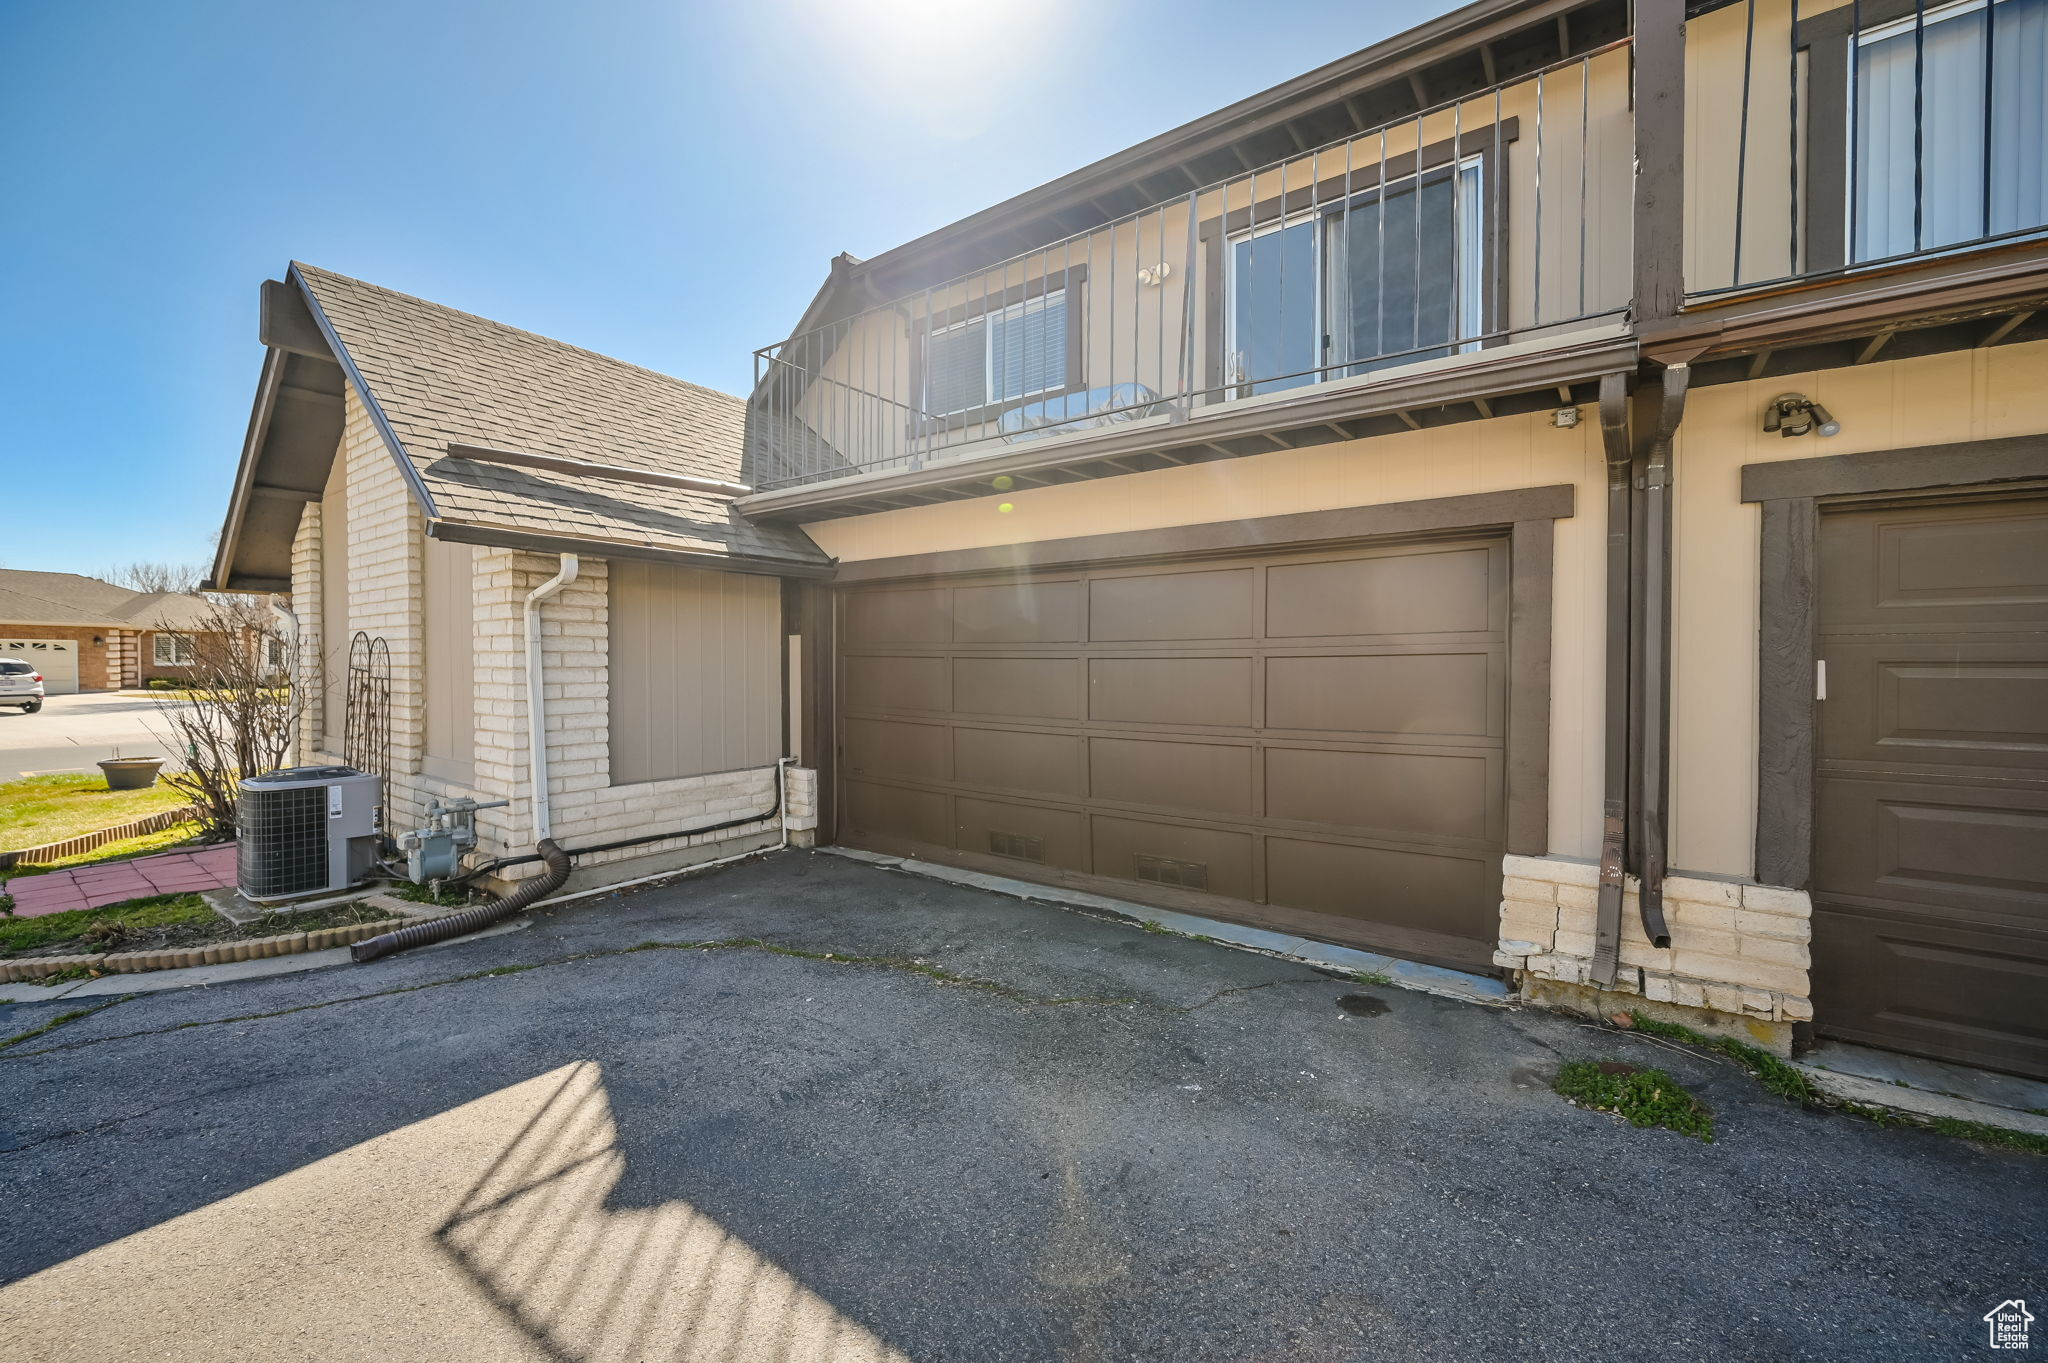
209 0 2048 1079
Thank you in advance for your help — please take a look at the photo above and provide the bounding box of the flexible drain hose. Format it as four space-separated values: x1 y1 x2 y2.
350 839 571 964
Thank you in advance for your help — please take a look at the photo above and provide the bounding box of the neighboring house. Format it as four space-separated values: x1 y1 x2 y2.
208 266 832 898
0 570 227 692
209 0 2048 1081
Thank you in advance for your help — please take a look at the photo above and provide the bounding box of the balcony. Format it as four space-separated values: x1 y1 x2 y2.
746 40 1637 506
1675 0 2048 365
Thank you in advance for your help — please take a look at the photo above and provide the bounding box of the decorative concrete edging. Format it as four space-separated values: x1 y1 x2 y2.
0 806 201 871
0 894 451 984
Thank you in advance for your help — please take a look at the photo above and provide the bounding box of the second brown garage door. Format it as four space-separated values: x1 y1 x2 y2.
836 535 1509 970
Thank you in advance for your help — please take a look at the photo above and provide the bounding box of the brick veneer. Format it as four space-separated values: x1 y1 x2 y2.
0 624 113 690
291 383 814 891
1492 853 1813 1050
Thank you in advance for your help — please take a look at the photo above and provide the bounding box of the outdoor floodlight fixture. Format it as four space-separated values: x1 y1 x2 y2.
1763 393 1842 438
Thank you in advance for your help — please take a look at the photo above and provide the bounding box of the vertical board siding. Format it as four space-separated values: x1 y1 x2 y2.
609 563 781 785
319 455 349 749
422 536 476 783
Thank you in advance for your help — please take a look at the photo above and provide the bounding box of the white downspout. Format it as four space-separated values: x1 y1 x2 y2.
270 594 300 769
524 554 580 842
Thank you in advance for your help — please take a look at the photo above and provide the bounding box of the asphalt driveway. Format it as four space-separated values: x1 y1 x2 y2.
0 851 2039 1361
0 691 189 781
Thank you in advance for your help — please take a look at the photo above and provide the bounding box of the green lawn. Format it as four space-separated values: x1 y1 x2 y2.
0 773 191 850
0 893 397 960
3 825 203 878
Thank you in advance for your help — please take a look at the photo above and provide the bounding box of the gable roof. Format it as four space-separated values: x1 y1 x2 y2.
210 265 829 591
0 571 219 631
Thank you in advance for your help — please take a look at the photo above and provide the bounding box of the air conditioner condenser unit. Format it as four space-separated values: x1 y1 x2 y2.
237 765 383 902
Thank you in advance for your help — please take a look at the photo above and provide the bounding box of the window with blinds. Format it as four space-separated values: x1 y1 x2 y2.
1854 0 2048 261
924 289 1068 416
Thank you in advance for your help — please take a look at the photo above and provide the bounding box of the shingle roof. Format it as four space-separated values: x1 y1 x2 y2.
293 264 827 569
0 571 218 630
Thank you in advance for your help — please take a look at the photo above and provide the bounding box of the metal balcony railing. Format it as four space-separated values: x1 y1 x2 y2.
1685 0 2048 298
748 39 1635 492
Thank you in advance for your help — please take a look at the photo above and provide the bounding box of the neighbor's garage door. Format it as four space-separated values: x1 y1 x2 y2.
0 640 78 694
1812 495 2048 1079
836 536 1509 970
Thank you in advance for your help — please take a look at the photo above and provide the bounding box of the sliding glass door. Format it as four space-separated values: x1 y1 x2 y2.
1226 158 1485 398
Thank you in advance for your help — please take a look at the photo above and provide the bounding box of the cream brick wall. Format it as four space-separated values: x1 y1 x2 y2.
1493 853 1814 1032
289 381 810 890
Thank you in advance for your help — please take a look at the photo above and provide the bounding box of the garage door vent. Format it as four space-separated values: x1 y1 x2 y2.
987 830 1044 862
1134 855 1209 891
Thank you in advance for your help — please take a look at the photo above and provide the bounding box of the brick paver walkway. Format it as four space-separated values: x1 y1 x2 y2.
6 844 236 918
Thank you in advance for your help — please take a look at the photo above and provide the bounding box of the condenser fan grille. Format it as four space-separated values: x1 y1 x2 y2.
238 785 329 898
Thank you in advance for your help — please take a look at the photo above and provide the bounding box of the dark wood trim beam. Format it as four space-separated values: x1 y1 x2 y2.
1754 496 1817 887
833 483 1575 582
1740 434 2048 502
1507 517 1555 856
1632 0 1687 324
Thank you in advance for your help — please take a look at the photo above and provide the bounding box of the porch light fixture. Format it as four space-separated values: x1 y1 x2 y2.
1763 393 1841 438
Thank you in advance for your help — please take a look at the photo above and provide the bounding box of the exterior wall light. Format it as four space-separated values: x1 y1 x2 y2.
1764 393 1842 437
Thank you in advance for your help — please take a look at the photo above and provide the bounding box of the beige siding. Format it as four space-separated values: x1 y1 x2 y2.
422 536 476 784
319 449 350 749
608 563 782 785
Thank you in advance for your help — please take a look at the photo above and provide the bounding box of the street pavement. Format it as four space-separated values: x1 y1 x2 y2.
0 692 189 781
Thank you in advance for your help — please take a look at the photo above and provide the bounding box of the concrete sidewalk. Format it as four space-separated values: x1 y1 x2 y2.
0 850 2039 1361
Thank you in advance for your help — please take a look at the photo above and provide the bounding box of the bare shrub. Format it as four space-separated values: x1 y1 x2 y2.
148 599 303 841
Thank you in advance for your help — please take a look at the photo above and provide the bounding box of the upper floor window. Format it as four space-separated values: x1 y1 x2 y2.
1226 157 1488 398
924 287 1070 418
1853 0 2048 261
153 633 196 666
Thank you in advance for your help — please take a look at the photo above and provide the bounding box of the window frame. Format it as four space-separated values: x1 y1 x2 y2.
907 265 1090 434
153 632 197 667
1197 117 1517 401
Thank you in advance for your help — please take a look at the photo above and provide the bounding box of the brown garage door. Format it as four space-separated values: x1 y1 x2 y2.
1812 495 2048 1079
835 536 1509 970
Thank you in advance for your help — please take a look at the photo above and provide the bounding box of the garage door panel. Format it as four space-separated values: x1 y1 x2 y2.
1089 568 1254 641
1816 777 2048 918
1089 657 1252 727
955 797 1087 871
0 640 78 694
1265 546 1497 639
1821 641 2048 769
844 587 952 645
1089 737 1253 818
1265 837 1497 959
1265 746 1497 843
954 727 1085 798
842 718 949 784
1815 495 2048 1078
1819 500 2048 630
1811 903 2048 1078
844 655 949 714
953 581 1082 644
843 780 952 848
838 535 1509 967
1090 816 1255 900
953 657 1079 719
1264 650 1499 738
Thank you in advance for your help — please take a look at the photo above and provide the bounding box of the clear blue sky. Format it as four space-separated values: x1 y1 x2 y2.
1 0 1432 576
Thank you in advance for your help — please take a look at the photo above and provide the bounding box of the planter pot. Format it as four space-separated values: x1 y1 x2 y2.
98 757 165 791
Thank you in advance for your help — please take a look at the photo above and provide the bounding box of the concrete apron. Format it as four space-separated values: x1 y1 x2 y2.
822 848 2048 1140
818 845 1511 1008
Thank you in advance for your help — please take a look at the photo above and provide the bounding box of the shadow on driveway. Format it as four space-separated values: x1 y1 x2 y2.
0 851 2039 1361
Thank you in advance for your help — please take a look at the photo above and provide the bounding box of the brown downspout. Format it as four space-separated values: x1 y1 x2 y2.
1633 364 1689 949
1592 374 1634 986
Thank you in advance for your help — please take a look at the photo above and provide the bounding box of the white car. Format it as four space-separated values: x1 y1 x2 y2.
0 657 45 713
